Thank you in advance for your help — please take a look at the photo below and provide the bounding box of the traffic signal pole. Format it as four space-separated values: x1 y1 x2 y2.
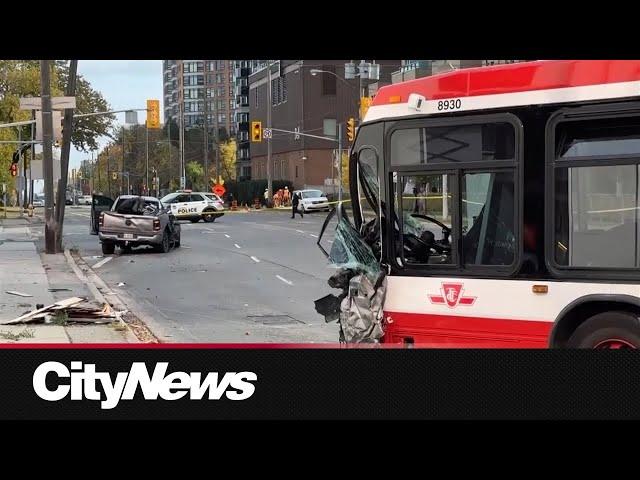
267 62 273 199
267 127 345 200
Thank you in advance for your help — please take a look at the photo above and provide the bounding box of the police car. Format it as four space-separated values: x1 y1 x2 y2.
160 190 225 223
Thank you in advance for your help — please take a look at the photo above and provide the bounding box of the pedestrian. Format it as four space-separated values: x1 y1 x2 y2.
291 192 303 219
263 188 269 207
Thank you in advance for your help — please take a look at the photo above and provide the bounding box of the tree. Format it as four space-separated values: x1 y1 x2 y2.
0 61 113 150
216 138 237 181
57 61 115 152
0 61 115 190
185 161 204 190
162 118 180 148
341 151 349 188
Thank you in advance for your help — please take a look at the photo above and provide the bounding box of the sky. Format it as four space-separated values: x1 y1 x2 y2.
69 60 163 170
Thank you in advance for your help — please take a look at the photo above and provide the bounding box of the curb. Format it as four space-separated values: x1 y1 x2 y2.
64 249 141 343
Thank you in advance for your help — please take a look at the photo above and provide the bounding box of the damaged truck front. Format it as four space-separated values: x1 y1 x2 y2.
315 145 389 344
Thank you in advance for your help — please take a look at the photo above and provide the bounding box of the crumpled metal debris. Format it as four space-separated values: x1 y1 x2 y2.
315 209 388 343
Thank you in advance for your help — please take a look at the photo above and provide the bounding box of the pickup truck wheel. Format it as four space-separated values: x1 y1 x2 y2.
156 230 170 253
203 211 216 222
101 242 115 255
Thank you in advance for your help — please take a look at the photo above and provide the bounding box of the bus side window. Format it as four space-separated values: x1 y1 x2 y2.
553 115 640 269
462 171 516 266
395 173 454 265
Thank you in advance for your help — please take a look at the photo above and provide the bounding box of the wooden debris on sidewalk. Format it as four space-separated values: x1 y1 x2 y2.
2 296 119 325
5 290 33 297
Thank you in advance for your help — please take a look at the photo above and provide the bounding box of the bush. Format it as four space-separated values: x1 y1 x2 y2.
224 179 293 205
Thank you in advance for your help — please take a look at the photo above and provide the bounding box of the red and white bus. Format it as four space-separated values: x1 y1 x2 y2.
342 60 640 348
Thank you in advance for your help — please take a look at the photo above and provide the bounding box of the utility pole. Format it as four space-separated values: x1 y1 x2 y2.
267 61 273 198
29 109 35 207
121 125 125 194
18 128 24 208
203 79 210 186
337 123 343 202
179 103 185 189
40 60 55 254
145 123 149 194
167 118 172 189
55 60 78 253
106 146 111 198
96 149 101 192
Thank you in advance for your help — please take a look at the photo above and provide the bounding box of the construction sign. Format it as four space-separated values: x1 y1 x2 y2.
212 184 226 197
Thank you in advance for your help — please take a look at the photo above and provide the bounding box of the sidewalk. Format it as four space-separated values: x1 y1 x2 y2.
0 217 137 343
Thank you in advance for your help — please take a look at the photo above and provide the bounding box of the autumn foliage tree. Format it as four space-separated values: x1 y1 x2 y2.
0 61 115 189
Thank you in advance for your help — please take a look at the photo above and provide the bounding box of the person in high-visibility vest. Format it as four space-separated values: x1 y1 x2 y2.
283 186 291 207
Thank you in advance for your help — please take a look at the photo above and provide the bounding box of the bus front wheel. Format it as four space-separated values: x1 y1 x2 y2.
566 311 640 349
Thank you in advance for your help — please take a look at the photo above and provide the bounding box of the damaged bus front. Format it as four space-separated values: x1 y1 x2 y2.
315 128 389 343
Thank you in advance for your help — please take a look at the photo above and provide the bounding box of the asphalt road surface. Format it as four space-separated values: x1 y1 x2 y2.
33 206 340 343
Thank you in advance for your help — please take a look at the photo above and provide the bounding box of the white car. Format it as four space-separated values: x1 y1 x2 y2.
294 189 330 212
32 197 44 207
80 195 92 205
160 190 225 223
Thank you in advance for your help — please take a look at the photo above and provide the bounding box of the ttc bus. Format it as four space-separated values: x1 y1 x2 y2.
345 60 640 348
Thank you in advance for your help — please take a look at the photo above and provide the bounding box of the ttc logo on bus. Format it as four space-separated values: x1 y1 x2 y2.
428 283 476 308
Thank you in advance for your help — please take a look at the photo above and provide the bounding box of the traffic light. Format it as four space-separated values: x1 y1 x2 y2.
147 99 160 129
346 117 356 142
251 121 262 142
10 163 17 177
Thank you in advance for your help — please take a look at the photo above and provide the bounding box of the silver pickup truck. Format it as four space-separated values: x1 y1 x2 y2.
91 195 181 255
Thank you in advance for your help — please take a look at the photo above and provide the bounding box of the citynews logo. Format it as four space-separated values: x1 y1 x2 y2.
33 361 257 410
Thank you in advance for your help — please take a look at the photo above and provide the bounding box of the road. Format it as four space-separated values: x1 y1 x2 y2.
32 206 340 343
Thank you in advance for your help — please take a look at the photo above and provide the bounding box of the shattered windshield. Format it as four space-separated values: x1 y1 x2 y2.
113 198 160 215
328 211 381 281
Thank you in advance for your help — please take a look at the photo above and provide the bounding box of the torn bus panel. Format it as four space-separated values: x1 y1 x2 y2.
315 203 387 343
339 270 387 343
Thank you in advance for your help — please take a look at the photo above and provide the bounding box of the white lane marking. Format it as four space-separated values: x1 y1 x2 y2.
328 240 333 243
250 256 260 263
224 234 230 238
296 229 305 233
92 256 113 269
234 243 241 249
309 234 318 238
276 275 293 285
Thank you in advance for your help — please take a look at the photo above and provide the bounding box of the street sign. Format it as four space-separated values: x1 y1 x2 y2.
125 110 138 125
19 96 76 111
212 184 226 197
294 126 300 140
263 128 272 139
35 111 63 143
